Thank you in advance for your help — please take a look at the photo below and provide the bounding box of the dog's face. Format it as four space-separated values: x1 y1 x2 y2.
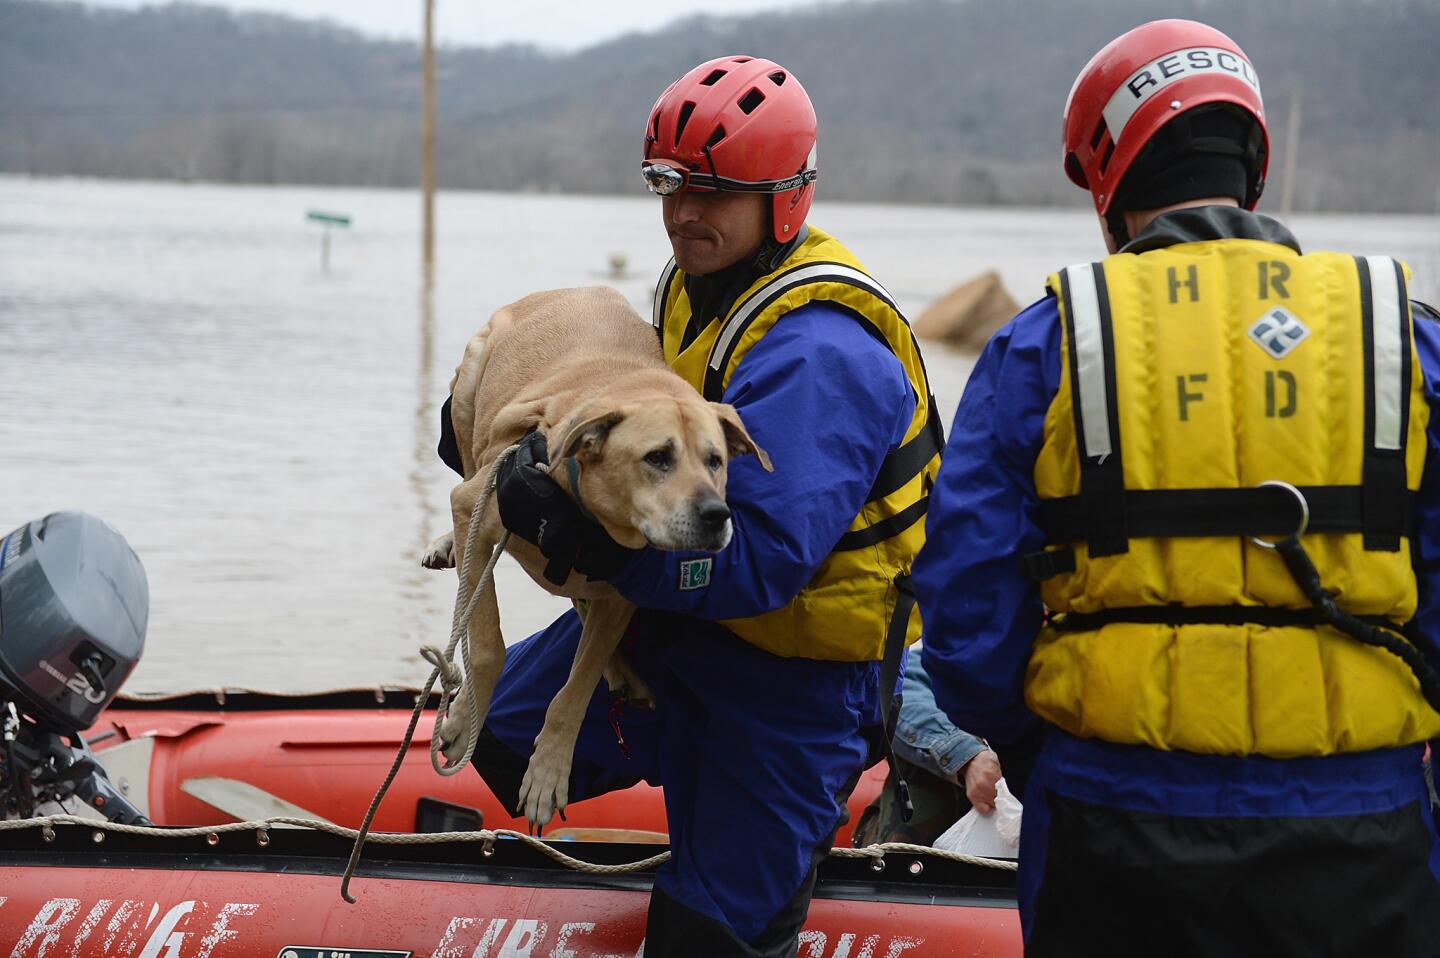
553 397 772 553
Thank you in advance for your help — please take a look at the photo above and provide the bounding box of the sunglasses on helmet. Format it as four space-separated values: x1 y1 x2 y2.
641 162 818 197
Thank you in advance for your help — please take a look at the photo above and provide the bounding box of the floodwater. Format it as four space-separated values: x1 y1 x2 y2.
1 176 1437 691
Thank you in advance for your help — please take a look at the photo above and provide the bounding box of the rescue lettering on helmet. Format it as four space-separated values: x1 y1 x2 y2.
1103 46 1262 143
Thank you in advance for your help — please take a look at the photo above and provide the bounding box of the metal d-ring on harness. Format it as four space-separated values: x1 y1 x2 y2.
1252 480 1440 715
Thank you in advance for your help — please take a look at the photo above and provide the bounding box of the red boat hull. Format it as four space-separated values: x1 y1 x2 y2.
0 866 1019 957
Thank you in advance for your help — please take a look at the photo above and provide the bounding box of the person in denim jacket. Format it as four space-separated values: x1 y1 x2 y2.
854 647 1003 846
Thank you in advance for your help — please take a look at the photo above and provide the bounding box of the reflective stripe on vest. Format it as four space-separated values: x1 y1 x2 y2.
1367 255 1406 450
1062 262 1116 462
652 258 680 330
705 262 902 400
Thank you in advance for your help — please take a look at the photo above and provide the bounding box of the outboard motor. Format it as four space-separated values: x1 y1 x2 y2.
0 512 150 823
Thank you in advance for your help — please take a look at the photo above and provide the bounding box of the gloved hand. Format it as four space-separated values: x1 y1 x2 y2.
495 430 638 585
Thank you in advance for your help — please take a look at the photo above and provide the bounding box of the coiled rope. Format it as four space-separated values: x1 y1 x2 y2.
339 443 517 902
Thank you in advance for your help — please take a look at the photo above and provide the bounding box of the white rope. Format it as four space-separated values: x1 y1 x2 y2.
0 813 669 875
835 841 1018 872
0 813 1016 873
118 685 429 703
427 475 512 778
340 443 517 902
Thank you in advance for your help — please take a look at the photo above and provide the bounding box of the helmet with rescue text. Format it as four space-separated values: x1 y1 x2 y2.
1063 20 1269 242
642 55 818 244
0 511 148 734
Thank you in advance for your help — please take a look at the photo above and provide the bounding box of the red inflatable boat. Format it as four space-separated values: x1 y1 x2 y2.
0 688 1020 956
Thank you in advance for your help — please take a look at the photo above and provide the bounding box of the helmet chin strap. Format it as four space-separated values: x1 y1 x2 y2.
1105 209 1132 249
754 223 807 272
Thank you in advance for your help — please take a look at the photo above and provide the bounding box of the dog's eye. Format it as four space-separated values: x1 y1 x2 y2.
644 449 672 470
707 453 723 472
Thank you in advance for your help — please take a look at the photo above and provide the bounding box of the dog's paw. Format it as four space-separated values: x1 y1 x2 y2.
517 734 573 832
434 705 475 767
421 532 456 570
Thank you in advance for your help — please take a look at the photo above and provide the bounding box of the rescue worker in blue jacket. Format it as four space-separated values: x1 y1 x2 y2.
437 56 941 957
914 20 1440 956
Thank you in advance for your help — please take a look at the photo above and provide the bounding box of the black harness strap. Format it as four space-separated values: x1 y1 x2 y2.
1272 534 1440 715
1051 604 1405 632
866 422 941 502
1021 548 1077 582
1035 485 1416 545
835 496 928 552
877 572 917 822
1047 548 1440 718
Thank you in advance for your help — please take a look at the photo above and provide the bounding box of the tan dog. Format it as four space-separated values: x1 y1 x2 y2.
423 286 771 828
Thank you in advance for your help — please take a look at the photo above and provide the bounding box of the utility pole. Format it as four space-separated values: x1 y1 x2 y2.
414 1 440 626
421 0 436 271
1279 88 1302 217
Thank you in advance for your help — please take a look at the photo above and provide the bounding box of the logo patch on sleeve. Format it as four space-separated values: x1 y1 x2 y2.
678 558 713 591
1248 306 1309 359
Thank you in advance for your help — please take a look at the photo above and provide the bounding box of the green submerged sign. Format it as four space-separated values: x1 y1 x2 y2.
306 210 352 270
306 210 352 227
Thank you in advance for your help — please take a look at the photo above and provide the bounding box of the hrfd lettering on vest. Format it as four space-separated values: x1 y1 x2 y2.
1177 373 1207 421
1258 260 1291 299
1167 265 1199 303
1266 370 1298 418
1102 46 1263 142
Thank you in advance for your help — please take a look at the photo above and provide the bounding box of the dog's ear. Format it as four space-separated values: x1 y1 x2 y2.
555 409 625 461
710 403 773 472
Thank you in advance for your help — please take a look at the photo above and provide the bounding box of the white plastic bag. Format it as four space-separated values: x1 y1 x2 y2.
933 777 1022 858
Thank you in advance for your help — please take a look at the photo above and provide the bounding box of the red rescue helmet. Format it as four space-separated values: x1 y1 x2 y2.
1062 19 1269 216
643 56 818 244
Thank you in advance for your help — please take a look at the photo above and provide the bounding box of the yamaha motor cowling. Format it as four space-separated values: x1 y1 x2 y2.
0 511 147 732
0 512 150 823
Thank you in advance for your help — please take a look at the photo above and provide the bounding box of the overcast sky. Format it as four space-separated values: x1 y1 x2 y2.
70 0 835 50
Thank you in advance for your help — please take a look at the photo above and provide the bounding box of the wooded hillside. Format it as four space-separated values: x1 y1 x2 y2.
3 0 1437 211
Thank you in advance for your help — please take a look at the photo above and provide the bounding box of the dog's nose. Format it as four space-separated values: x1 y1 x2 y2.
697 498 730 529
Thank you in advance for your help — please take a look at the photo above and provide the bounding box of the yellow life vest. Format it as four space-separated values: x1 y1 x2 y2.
653 226 942 661
1025 239 1440 757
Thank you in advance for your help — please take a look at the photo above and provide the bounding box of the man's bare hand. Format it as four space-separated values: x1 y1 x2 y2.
961 749 1003 814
